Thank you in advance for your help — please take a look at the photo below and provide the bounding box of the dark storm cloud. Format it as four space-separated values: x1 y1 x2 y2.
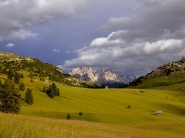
0 0 87 41
99 0 185 43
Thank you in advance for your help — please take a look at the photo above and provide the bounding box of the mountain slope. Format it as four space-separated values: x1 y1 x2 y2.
1 71 185 138
129 60 185 88
0 51 78 86
0 52 185 138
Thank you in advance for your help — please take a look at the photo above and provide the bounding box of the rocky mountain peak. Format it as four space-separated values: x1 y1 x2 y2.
100 68 118 81
69 66 99 82
69 66 135 87
102 68 113 73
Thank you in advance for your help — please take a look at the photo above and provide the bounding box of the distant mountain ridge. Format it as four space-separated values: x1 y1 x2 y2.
69 66 99 82
69 66 136 88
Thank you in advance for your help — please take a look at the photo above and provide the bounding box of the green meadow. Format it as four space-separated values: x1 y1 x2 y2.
1 71 185 137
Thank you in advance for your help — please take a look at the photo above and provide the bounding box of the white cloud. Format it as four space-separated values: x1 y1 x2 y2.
6 43 15 48
143 39 183 54
66 51 71 54
53 49 60 53
61 33 185 75
8 30 38 40
90 32 126 47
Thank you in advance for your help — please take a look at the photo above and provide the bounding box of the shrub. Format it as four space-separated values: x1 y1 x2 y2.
127 105 131 108
66 113 71 119
79 111 83 116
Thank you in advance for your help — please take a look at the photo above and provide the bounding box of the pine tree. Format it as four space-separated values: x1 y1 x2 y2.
51 83 57 96
57 88 60 96
19 82 25 91
14 72 20 84
0 79 2 86
49 88 55 98
43 86 46 92
7 70 14 80
25 88 33 105
46 85 54 98
19 73 24 79
0 80 21 114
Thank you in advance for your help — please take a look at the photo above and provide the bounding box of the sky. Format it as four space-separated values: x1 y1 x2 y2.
0 0 185 76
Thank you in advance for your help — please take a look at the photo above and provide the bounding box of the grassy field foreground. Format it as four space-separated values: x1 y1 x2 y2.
0 72 185 137
0 113 185 138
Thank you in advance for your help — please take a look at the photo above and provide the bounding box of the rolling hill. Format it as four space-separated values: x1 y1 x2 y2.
0 70 185 137
0 51 100 88
0 52 185 138
129 60 185 89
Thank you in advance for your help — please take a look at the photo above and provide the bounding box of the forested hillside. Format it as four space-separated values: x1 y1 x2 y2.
0 52 79 86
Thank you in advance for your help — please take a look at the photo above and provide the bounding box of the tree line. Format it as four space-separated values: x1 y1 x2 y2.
0 78 33 114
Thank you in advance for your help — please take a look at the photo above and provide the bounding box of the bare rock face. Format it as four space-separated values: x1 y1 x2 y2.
69 66 99 82
119 74 136 83
69 66 135 87
98 68 129 85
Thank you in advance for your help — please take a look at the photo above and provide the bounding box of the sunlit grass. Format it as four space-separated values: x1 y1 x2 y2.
1 71 185 137
0 113 185 138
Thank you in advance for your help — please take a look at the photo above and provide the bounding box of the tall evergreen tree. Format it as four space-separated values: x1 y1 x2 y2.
7 70 14 80
0 79 2 86
46 85 54 98
25 88 33 105
50 88 55 98
19 82 25 91
0 80 21 114
14 72 20 84
19 73 24 79
51 83 57 96
57 88 60 96
42 86 46 92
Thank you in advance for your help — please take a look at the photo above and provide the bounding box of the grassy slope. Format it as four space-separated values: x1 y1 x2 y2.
129 72 185 89
129 61 185 89
0 113 185 138
0 71 185 137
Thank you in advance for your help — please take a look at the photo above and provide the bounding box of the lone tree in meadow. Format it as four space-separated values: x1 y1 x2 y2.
45 83 60 98
0 80 21 114
25 88 33 105
66 113 71 119
19 82 25 91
